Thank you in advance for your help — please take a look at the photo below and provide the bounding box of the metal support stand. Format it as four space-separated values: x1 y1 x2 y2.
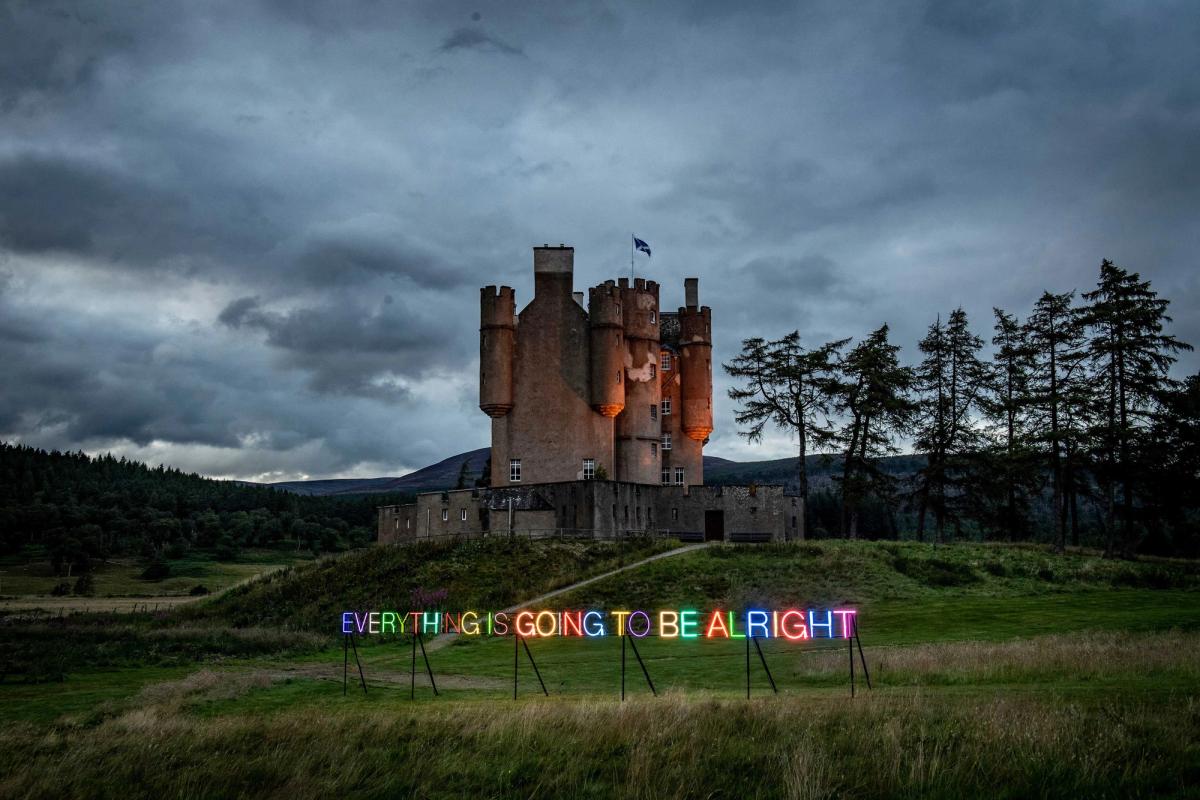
411 627 417 700
343 633 367 696
513 634 548 698
750 636 778 696
412 630 438 697
849 630 855 697
622 634 657 699
855 625 872 690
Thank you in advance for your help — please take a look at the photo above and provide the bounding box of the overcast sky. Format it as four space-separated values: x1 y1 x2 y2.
1 0 1197 482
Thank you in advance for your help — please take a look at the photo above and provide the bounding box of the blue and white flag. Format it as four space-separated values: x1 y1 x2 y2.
633 235 651 258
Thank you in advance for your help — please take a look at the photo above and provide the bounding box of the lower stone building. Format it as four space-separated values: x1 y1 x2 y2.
377 481 803 544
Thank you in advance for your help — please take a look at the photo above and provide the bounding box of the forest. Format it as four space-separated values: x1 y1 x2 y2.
725 259 1198 557
0 444 411 577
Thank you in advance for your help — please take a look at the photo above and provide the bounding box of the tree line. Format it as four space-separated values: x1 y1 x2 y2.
0 444 413 574
724 259 1196 556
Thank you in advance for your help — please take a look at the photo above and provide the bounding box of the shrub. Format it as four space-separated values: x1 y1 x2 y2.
189 584 211 596
73 573 96 596
140 559 172 581
50 581 71 597
984 560 1010 577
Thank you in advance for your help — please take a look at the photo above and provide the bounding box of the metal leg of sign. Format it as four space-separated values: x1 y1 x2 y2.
621 633 626 701
343 634 348 696
417 631 438 697
745 634 751 699
849 632 855 698
520 635 548 697
349 632 367 695
411 631 417 700
513 633 519 700
855 627 872 690
752 636 778 695
627 635 657 697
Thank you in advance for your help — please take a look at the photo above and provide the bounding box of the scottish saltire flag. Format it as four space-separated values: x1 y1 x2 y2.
633 235 651 257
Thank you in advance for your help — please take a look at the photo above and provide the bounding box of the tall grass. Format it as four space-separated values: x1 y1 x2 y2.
1 688 1195 798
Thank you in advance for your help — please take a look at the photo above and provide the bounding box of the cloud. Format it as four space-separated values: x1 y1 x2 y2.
439 27 524 56
0 0 1197 479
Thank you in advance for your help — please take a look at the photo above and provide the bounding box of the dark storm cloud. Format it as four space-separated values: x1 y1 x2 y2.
439 27 524 57
1 0 1197 477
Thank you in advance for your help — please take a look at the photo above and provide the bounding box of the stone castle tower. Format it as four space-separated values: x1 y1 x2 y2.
480 245 712 487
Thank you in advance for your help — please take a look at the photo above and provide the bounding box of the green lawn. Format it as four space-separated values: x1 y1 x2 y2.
1 540 1197 799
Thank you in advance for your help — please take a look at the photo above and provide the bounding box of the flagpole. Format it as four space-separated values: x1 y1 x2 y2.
630 233 635 279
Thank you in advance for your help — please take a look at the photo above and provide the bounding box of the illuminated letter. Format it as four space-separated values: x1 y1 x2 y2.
355 612 369 634
493 612 509 636
381 611 397 634
536 610 557 637
658 611 679 638
461 611 480 635
628 610 651 638
728 611 746 639
562 611 583 637
747 610 769 639
680 610 699 639
583 611 606 637
808 609 834 638
706 610 729 638
779 609 808 640
368 612 380 634
443 613 461 634
833 609 858 639
515 611 535 637
341 612 353 634
611 611 632 636
421 611 440 635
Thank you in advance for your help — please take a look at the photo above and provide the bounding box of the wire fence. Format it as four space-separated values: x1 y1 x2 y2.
384 528 706 544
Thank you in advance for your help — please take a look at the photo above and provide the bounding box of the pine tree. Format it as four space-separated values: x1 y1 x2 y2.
1081 260 1192 555
833 325 915 539
1024 291 1087 551
912 308 987 543
978 308 1038 540
724 332 848 539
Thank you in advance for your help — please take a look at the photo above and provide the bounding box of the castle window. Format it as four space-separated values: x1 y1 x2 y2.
649 311 656 324
394 519 399 530
662 469 670 485
661 352 671 371
650 364 657 378
651 441 657 457
674 468 685 486
662 398 671 415
650 404 657 420
671 508 679 521
460 508 467 521
661 433 671 451
616 370 622 384
583 458 595 480
406 518 411 529
509 459 521 482
441 509 449 522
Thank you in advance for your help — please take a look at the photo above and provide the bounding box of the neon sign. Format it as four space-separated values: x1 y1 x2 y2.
340 608 858 639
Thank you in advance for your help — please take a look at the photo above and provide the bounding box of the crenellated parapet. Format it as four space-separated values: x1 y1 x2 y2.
678 278 713 442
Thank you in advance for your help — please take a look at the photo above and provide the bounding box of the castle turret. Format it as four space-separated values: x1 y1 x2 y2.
678 278 713 442
588 280 625 417
480 285 515 418
614 277 661 484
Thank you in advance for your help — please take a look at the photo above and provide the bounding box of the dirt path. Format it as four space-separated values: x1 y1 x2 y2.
425 542 710 651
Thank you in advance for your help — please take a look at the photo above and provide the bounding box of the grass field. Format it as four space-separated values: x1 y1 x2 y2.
1 540 1197 798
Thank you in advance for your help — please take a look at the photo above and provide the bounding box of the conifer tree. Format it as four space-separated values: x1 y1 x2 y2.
912 308 987 542
1081 260 1192 554
833 325 915 539
724 331 848 538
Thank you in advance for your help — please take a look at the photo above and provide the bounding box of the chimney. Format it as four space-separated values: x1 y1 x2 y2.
533 245 574 299
572 291 585 308
685 277 699 310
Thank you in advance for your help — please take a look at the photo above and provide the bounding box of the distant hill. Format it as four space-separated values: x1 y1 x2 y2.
266 449 924 496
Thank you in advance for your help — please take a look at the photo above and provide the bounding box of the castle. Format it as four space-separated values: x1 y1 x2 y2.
377 245 799 543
